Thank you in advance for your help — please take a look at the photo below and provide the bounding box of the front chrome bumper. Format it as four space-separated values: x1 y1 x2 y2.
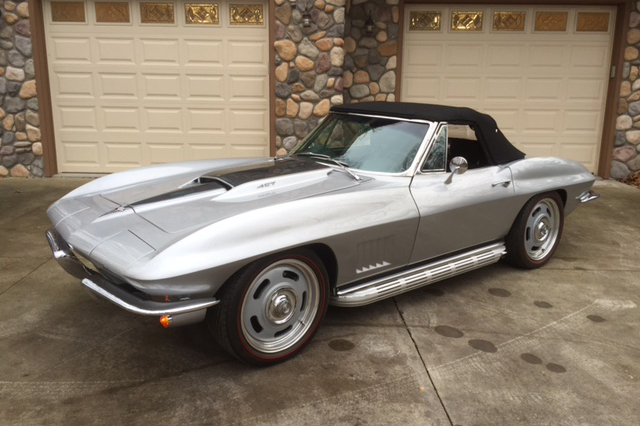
46 228 219 322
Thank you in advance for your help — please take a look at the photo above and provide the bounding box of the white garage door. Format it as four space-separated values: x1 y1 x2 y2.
45 0 269 173
402 5 615 172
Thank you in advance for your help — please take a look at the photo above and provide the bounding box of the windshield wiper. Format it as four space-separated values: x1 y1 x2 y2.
294 152 361 181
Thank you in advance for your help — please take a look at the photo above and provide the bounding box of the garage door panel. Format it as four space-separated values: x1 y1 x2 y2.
405 43 441 68
529 45 565 67
95 38 135 63
563 110 601 133
104 143 143 166
147 144 186 164
50 37 92 63
524 78 564 101
570 45 608 68
228 144 269 158
103 108 140 131
229 110 267 133
446 45 484 67
229 76 268 100
186 109 226 134
144 108 183 132
567 78 605 101
141 74 181 98
99 73 138 98
188 143 227 160
186 75 224 100
403 76 440 102
228 40 268 66
485 78 521 102
444 78 481 101
184 40 223 65
140 39 180 64
60 142 102 167
522 110 560 133
56 73 95 98
227 139 269 150
486 45 525 67
58 107 98 131
559 144 597 165
519 143 557 158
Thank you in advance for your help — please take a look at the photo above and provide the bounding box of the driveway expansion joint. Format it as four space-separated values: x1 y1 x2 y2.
393 297 455 426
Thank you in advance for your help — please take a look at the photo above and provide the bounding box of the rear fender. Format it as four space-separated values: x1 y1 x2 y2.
509 157 596 216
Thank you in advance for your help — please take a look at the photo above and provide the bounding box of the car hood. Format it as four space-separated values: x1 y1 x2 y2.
48 157 365 263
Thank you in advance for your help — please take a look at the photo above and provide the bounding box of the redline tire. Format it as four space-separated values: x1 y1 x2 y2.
208 248 329 366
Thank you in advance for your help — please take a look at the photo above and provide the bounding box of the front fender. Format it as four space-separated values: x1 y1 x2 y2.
127 180 419 292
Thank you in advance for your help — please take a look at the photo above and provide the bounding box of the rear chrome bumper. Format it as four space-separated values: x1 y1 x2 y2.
46 228 219 321
577 190 600 203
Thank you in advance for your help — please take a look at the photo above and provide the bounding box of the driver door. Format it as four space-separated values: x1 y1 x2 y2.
409 124 519 264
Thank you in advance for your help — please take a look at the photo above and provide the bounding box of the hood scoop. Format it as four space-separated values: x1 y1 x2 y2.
128 177 230 208
204 157 329 187
124 157 327 207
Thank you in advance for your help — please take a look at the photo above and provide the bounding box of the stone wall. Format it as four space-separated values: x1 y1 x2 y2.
343 0 398 104
0 1 41 178
613 1 640 179
273 0 345 155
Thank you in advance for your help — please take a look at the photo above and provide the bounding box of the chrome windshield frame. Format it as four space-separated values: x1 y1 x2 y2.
292 111 437 178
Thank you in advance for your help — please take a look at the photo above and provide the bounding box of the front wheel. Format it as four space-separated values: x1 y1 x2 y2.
208 249 329 366
505 192 564 269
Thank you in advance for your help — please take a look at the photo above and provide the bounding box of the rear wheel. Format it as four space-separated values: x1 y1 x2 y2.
505 192 564 269
208 249 328 366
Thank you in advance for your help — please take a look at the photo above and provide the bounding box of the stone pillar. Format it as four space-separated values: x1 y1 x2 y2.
0 0 42 178
613 1 640 179
343 0 399 104
273 0 346 156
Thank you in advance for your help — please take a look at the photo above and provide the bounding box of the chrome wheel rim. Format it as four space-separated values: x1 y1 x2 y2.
524 198 560 261
240 259 321 354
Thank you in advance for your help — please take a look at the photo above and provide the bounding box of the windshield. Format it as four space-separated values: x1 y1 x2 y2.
290 113 430 173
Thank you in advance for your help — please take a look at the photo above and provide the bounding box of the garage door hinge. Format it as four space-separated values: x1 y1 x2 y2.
610 65 616 78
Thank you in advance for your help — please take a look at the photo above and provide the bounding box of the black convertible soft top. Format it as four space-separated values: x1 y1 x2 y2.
331 102 525 165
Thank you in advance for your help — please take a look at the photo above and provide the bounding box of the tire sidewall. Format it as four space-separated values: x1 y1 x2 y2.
507 192 564 269
227 249 329 365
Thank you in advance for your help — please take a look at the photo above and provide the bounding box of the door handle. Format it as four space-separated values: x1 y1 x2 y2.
492 181 511 188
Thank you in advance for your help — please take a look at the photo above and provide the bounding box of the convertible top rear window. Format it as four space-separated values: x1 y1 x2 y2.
291 114 429 173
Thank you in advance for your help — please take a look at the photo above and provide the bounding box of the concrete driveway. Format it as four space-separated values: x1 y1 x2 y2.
0 177 638 425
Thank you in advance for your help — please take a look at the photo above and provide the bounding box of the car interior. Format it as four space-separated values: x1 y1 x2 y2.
447 124 489 170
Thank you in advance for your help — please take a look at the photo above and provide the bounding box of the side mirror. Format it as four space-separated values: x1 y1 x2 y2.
445 156 468 184
449 156 468 175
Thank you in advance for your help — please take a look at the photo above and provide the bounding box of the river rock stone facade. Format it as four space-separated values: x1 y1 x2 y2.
0 0 42 178
273 0 346 156
1 2 639 178
614 1 640 179
343 0 398 104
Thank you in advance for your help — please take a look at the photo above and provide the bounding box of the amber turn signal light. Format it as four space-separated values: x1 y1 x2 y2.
160 315 172 328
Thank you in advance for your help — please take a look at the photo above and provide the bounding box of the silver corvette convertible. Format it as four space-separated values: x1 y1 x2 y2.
46 102 598 365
